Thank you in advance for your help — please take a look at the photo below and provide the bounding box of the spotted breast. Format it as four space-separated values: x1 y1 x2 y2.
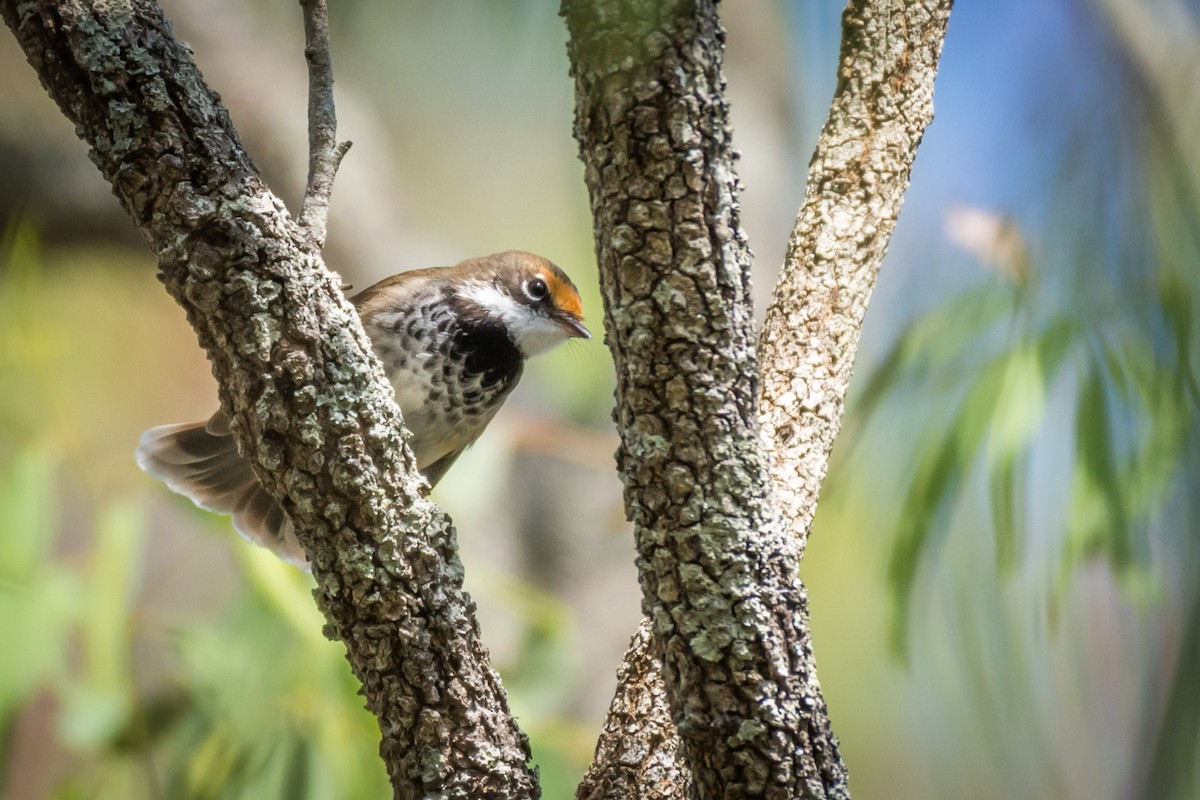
136 250 590 568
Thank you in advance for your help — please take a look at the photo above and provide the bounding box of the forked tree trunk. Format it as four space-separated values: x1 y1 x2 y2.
563 2 850 797
3 0 952 797
565 1 953 798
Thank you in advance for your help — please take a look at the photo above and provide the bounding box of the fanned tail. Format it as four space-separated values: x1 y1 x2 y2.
135 414 309 569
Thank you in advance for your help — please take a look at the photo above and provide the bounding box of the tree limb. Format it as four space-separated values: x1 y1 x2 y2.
570 1 953 796
759 0 955 551
563 1 848 797
0 1 536 797
296 0 351 250
576 622 687 800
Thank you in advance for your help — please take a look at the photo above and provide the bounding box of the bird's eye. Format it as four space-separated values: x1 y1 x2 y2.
524 277 549 301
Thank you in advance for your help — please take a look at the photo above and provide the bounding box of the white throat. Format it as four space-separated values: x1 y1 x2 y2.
459 282 569 357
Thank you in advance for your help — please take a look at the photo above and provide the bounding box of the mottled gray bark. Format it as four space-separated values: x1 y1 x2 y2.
568 0 953 798
0 2 536 798
575 619 684 800
4 0 954 794
759 0 954 551
563 2 848 798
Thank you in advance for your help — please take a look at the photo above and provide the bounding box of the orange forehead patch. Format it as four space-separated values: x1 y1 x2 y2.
546 273 584 319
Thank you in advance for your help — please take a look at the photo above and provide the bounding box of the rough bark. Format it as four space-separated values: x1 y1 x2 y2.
759 0 955 550
0 2 537 798
575 619 686 800
576 624 688 800
563 2 848 798
569 1 953 797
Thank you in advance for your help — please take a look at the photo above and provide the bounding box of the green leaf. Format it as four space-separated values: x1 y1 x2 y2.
887 317 1078 653
1065 366 1130 567
0 446 80 725
855 284 1015 425
988 451 1023 573
986 319 1076 571
235 545 326 647
888 353 1008 654
59 499 145 747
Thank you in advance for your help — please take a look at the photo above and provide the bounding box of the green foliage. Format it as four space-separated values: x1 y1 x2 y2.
0 229 392 799
0 454 584 798
0 443 393 799
848 0 1200 665
0 447 80 748
876 304 1079 652
0 226 593 798
155 550 390 800
860 263 1198 653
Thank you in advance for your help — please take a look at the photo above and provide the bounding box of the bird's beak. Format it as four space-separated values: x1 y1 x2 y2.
555 314 591 340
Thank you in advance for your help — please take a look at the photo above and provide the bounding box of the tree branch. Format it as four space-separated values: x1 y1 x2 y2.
759 0 955 551
563 2 848 797
296 0 351 250
0 1 535 797
569 1 954 796
576 622 687 800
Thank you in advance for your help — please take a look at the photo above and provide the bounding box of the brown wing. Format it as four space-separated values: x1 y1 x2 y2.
350 266 453 315
138 264 474 569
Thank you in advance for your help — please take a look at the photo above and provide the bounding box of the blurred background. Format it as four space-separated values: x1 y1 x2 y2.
1 0 1197 798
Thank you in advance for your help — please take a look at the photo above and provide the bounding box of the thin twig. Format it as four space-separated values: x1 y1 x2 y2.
297 0 351 250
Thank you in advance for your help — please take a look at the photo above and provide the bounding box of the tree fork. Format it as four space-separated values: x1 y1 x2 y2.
566 0 953 797
564 2 849 797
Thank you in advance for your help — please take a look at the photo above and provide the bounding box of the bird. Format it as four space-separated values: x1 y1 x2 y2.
136 250 591 569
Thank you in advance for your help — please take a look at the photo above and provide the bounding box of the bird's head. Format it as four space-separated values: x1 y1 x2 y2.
457 250 591 357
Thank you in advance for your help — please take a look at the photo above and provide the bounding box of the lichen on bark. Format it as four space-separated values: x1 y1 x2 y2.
4 0 956 795
567 0 953 798
564 1 849 797
0 1 538 797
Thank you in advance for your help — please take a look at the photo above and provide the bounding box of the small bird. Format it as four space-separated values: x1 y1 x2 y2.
137 250 590 568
